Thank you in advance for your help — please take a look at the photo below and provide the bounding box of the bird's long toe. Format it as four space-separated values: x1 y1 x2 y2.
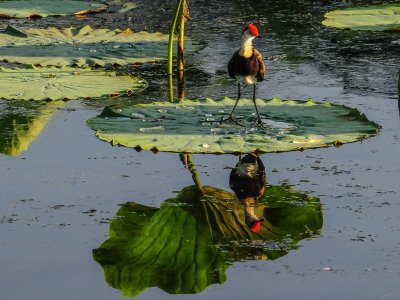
220 116 246 127
254 118 270 130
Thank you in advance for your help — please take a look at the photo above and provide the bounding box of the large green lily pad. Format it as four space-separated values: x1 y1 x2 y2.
86 97 380 154
93 185 323 297
0 0 107 18
0 66 146 101
322 4 400 31
0 25 201 67
0 100 63 156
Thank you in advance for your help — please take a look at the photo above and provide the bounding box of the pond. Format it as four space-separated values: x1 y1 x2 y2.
0 0 399 299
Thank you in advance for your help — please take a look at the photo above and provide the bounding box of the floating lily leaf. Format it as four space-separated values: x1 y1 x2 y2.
322 4 400 31
0 0 107 19
0 25 201 67
109 1 137 13
0 100 63 156
93 185 323 297
86 97 380 154
0 66 146 101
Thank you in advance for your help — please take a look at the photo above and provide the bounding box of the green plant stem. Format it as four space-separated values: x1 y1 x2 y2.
168 74 174 102
167 0 184 76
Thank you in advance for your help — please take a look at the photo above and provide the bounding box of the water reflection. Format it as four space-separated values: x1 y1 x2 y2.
93 154 323 297
229 154 266 232
0 100 62 156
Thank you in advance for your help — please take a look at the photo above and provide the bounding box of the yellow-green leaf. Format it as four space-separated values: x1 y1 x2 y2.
0 66 146 101
323 4 400 31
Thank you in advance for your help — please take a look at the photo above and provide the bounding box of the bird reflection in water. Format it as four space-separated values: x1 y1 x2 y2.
229 153 266 233
93 154 323 297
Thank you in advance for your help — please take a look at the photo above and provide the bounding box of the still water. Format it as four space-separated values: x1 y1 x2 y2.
0 0 399 299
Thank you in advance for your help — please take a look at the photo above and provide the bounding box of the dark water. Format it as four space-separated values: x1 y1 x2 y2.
0 0 400 299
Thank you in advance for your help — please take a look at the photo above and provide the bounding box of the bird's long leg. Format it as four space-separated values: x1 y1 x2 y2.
220 82 244 126
227 82 241 119
252 84 267 128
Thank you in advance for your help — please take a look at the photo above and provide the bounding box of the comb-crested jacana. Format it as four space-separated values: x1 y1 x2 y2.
229 153 267 233
225 24 266 126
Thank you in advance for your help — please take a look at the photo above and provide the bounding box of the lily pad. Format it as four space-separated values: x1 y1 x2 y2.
322 4 400 31
108 1 137 13
93 185 323 297
0 66 146 101
0 0 107 19
0 25 201 67
0 100 63 156
86 97 380 154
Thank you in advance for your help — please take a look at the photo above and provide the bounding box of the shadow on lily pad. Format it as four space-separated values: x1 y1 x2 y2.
93 184 323 297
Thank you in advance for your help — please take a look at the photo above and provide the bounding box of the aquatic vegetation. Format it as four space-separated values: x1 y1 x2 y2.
0 0 107 18
86 97 380 154
0 66 146 101
93 184 322 297
0 101 63 156
0 25 201 67
323 4 400 31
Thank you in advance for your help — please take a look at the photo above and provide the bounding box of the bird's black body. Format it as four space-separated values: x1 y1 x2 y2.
228 49 265 83
223 24 266 126
229 154 267 201
229 154 267 232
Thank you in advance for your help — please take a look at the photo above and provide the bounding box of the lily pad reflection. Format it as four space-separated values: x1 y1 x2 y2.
93 185 323 297
0 100 62 156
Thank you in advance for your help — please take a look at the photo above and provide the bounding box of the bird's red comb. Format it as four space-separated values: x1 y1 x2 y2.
247 24 259 37
251 220 262 233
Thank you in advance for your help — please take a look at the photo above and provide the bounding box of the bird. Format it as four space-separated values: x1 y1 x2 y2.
226 23 266 126
229 153 267 233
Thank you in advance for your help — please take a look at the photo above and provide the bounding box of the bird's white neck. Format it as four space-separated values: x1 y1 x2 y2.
244 201 260 226
239 32 255 58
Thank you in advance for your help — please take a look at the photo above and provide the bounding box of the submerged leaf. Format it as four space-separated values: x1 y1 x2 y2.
86 97 380 154
0 0 107 19
93 185 323 297
0 66 146 101
0 25 201 67
323 4 400 31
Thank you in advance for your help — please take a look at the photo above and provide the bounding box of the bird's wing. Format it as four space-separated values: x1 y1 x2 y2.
254 49 265 82
227 52 237 79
